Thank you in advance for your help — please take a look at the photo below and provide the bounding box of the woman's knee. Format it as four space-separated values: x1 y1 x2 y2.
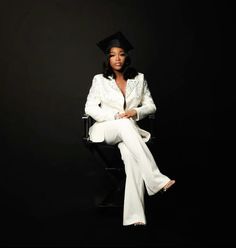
116 118 133 129
117 119 137 136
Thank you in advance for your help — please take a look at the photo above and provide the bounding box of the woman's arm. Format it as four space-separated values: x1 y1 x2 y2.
133 79 157 121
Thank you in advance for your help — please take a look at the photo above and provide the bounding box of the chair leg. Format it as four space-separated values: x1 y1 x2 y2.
87 144 126 207
98 176 125 208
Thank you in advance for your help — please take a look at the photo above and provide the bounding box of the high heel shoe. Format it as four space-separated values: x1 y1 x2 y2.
160 180 176 193
133 222 145 226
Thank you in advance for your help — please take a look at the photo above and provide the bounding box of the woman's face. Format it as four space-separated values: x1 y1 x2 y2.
109 47 126 72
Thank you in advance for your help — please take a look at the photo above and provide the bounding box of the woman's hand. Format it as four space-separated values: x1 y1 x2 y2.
117 109 137 119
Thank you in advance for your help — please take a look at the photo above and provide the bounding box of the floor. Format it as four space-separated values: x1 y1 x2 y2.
1 182 234 247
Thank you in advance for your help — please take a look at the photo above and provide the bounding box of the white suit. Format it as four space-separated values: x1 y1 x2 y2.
85 73 170 225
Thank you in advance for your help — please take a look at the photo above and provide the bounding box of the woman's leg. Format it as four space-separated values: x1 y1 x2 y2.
103 118 170 195
118 142 146 226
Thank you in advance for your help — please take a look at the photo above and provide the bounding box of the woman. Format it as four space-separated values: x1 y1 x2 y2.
85 31 175 226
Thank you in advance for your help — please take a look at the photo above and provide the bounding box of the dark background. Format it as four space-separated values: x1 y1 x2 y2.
0 0 235 247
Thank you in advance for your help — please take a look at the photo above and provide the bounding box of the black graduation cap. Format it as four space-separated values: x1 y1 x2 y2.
96 31 134 54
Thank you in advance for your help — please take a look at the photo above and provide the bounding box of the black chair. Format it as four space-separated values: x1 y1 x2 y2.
82 114 157 208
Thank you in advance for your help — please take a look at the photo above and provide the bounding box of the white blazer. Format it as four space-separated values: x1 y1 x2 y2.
85 72 157 142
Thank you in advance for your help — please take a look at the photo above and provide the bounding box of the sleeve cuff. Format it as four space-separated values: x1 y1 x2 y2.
133 108 140 121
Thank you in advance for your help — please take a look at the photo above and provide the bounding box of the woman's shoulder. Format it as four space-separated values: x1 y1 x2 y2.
92 73 111 81
137 72 144 77
93 73 103 80
135 72 145 80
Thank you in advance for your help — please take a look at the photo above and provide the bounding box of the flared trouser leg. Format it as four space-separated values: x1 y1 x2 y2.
118 142 146 226
103 118 170 225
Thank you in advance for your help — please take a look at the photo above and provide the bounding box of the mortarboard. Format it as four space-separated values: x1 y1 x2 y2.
96 31 134 54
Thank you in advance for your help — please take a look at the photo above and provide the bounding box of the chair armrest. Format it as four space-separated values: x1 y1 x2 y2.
82 114 93 141
147 113 157 140
138 113 157 141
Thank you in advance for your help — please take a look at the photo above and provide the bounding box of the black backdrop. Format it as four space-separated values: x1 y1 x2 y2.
0 0 234 246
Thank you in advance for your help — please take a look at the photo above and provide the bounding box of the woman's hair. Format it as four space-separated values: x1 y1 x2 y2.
102 51 138 80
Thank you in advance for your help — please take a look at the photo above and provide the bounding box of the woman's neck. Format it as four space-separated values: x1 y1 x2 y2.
113 70 124 79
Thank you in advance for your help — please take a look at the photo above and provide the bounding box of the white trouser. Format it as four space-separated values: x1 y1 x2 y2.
102 118 170 226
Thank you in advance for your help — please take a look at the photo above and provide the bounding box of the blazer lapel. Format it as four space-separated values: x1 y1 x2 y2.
108 77 122 94
107 76 139 98
126 79 138 98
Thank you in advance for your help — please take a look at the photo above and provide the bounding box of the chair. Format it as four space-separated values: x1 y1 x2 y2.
82 114 157 208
